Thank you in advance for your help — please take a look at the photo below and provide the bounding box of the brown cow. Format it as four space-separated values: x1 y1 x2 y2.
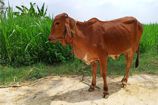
48 13 143 97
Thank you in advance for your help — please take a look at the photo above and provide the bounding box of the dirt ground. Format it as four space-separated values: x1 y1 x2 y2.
0 74 158 105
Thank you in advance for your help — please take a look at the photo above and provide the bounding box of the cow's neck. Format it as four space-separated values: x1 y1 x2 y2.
70 37 88 60
68 22 90 58
69 22 86 46
72 21 90 40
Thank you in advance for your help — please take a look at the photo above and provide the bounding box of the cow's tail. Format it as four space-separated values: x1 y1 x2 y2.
135 45 140 68
135 20 143 68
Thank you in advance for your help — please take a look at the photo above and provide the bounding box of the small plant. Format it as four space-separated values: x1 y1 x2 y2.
0 0 5 14
15 2 47 17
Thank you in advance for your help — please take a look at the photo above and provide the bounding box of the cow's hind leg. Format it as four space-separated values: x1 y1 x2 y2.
99 56 109 98
122 50 134 87
88 62 97 92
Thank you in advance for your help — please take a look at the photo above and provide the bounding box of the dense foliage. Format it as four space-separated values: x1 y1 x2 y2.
0 4 73 66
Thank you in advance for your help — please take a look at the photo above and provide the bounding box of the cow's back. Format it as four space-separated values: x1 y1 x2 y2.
90 17 143 54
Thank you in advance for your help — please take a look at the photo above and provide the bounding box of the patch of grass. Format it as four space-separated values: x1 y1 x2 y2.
0 50 157 86
108 50 158 76
134 50 158 74
140 24 158 53
0 60 86 86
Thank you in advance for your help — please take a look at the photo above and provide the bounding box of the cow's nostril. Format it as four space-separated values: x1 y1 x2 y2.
48 37 51 41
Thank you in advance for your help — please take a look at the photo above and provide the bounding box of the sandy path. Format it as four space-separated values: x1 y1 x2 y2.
0 74 158 105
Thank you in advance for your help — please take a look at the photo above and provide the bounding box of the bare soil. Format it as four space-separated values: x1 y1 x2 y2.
0 74 158 105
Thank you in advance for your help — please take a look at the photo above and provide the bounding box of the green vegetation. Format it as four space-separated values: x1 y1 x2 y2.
0 3 158 86
0 5 73 66
140 24 158 52
0 51 158 86
0 60 84 85
0 0 5 14
15 2 47 17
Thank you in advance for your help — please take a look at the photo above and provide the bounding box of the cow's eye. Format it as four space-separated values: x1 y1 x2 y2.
55 22 60 25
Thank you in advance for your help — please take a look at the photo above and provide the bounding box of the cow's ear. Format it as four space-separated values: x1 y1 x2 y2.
65 21 71 37
65 19 73 43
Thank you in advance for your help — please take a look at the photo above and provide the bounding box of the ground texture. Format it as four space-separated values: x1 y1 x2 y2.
0 74 158 105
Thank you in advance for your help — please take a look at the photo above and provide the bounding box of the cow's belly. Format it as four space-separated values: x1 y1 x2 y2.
82 54 120 64
108 54 120 60
73 48 97 65
82 53 98 65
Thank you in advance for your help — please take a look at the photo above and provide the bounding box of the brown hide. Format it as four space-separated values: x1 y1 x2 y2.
48 13 143 97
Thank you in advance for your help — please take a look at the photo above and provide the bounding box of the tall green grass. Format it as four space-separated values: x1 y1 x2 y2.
0 8 73 66
140 24 158 53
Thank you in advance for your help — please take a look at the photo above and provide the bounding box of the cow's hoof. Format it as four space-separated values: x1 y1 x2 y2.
121 78 127 87
88 85 95 92
103 91 109 98
122 82 127 87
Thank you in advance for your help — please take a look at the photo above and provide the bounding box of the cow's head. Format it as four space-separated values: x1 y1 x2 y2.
48 13 75 46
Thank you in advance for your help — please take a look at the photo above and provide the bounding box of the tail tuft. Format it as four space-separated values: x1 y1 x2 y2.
135 46 140 68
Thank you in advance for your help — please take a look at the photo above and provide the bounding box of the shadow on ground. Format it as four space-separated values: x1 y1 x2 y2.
51 81 122 103
23 79 122 105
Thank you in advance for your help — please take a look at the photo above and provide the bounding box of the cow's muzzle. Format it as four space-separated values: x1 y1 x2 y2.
48 35 55 41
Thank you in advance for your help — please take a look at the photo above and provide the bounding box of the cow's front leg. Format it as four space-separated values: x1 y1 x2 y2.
99 56 109 98
88 62 97 92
